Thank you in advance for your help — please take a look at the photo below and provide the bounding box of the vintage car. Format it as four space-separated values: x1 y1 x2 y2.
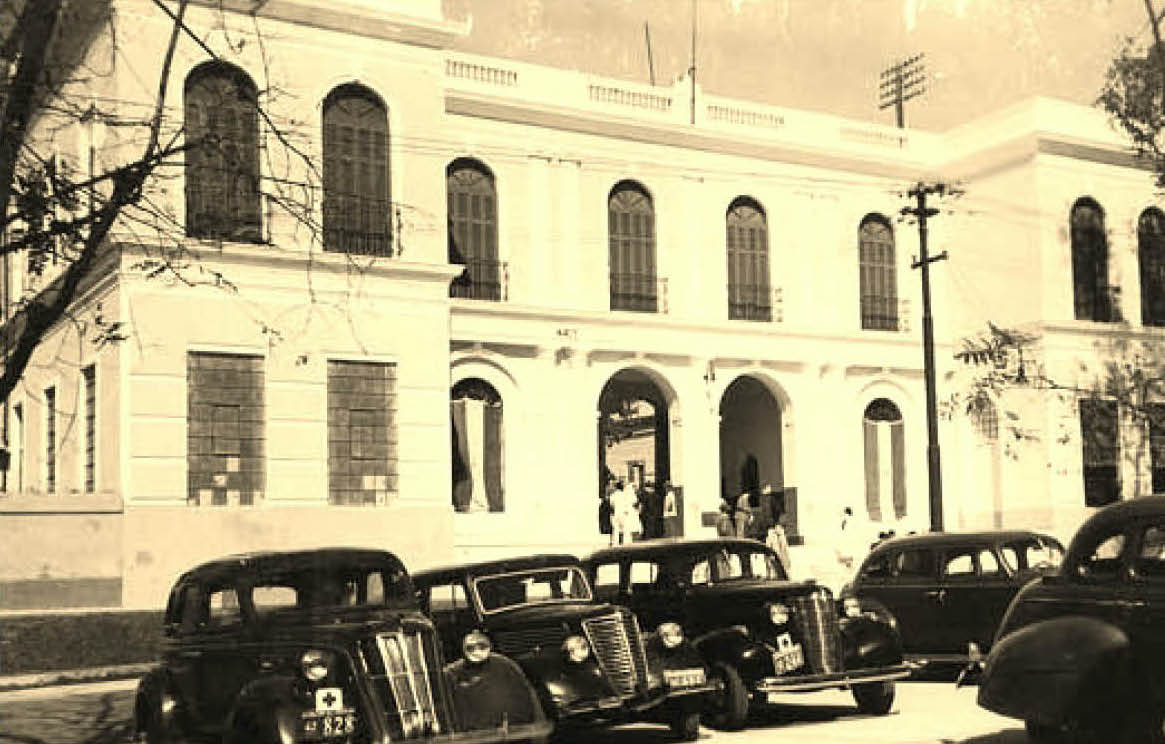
978 496 1165 741
581 537 912 730
842 530 1064 664
411 554 716 740
133 548 551 744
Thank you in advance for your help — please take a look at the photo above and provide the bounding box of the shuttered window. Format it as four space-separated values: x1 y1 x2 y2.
609 181 657 312
859 215 897 330
1079 398 1119 507
1140 207 1165 327
184 62 262 242
726 198 771 321
1071 199 1114 322
447 159 500 300
323 85 390 256
44 386 56 494
1150 403 1165 494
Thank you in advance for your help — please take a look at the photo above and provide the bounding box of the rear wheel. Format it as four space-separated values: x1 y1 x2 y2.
852 681 895 715
670 711 700 742
706 663 748 731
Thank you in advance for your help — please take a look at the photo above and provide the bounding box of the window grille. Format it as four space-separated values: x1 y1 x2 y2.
44 386 55 493
1140 208 1165 327
608 182 657 312
726 198 771 321
324 85 391 256
82 365 95 492
859 216 898 330
1079 398 1119 507
1071 199 1116 322
186 353 264 506
328 361 397 505
447 159 501 300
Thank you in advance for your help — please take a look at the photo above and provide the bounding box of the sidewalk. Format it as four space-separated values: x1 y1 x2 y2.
0 662 151 694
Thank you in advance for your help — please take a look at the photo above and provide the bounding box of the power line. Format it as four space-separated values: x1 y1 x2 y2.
878 54 927 129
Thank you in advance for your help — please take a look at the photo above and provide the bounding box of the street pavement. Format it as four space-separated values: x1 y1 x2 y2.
0 679 1026 744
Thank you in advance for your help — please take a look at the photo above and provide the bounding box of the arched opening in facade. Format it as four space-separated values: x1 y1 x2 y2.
862 398 906 524
597 369 673 538
718 375 788 536
451 378 503 513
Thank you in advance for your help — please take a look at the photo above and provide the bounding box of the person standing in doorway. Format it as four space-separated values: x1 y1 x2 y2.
611 480 641 545
598 484 614 546
733 490 753 537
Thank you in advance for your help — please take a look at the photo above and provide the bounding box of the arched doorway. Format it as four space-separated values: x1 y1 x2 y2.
719 375 784 508
862 398 905 524
451 378 503 513
598 369 673 538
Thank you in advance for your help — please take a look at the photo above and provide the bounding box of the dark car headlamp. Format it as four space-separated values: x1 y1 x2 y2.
767 602 790 625
657 622 684 649
563 635 590 663
301 649 332 682
462 630 492 664
842 597 863 618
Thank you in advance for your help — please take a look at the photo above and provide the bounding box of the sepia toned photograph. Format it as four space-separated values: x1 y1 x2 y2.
2 0 1164 742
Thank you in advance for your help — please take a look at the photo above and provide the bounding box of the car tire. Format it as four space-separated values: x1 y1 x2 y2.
706 663 748 731
670 711 701 742
852 681 895 716
136 691 183 744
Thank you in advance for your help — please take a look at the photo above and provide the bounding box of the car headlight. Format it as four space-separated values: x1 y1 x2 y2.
462 630 492 664
842 597 863 618
657 622 684 649
767 602 790 625
562 635 590 663
301 649 332 682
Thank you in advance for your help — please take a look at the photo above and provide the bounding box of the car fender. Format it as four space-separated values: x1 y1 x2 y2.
692 626 772 681
134 666 185 743
509 645 613 717
223 676 306 744
444 654 548 730
838 614 904 669
977 615 1140 726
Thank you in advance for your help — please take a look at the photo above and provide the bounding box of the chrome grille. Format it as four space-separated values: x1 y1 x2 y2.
582 610 649 698
492 626 567 658
360 631 443 739
792 590 842 674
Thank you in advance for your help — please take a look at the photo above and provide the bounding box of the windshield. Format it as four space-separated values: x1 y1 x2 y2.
250 563 414 615
691 548 786 585
473 567 593 612
999 537 1065 573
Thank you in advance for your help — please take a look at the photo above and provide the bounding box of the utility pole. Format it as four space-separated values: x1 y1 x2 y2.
879 54 926 128
644 22 656 86
902 182 954 532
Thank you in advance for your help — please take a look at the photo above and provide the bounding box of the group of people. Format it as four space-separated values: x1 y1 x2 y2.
715 484 792 572
599 479 680 545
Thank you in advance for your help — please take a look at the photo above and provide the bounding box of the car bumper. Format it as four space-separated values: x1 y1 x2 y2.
753 663 913 694
368 720 554 744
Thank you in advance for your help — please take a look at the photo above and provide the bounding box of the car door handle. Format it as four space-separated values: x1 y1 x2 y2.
925 589 946 602
1118 599 1147 609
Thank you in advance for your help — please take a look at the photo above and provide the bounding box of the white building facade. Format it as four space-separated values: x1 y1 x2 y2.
1 0 1160 609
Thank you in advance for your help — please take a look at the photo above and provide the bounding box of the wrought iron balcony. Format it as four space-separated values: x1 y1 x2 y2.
728 285 783 322
861 295 911 332
450 258 508 301
610 273 668 313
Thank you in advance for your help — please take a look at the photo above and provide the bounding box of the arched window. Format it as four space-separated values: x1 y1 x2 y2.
1071 198 1114 322
726 197 771 321
447 159 500 300
608 181 657 312
184 62 261 242
859 215 897 330
862 398 905 522
1139 207 1165 326
451 378 503 513
323 85 390 256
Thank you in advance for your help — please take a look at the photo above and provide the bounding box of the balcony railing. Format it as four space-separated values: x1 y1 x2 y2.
728 285 783 322
610 273 667 313
450 258 508 301
861 295 911 332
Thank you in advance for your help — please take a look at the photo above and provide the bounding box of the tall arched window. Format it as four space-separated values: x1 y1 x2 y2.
608 181 657 312
323 84 390 256
862 398 906 522
184 62 261 242
859 215 897 330
451 378 503 513
1140 207 1165 327
447 159 500 300
1071 198 1114 322
726 197 771 321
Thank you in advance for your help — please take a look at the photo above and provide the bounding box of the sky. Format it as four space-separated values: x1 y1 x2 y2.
443 0 1147 132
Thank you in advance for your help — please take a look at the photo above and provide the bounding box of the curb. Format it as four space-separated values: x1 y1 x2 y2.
0 662 153 692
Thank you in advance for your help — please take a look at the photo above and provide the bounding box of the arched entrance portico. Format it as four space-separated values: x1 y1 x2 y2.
597 368 678 538
719 374 792 533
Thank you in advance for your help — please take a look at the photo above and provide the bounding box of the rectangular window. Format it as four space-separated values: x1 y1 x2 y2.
1152 404 1165 494
44 386 55 493
1080 398 1120 507
327 360 397 506
82 365 96 493
186 353 264 506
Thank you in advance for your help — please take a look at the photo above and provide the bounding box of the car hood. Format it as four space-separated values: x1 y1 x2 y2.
481 601 623 629
688 578 825 603
253 606 434 642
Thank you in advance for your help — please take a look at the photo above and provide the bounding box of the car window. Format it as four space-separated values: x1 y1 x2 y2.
978 549 1003 577
1136 525 1165 579
429 583 469 612
208 587 242 628
1000 537 1065 572
474 567 592 612
593 563 620 590
860 554 892 580
179 585 208 634
943 551 975 579
691 560 710 585
1078 533 1127 579
894 549 936 579
629 561 658 585
252 585 298 611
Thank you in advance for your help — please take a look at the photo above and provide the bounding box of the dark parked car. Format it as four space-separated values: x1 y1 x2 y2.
581 538 912 730
412 554 715 740
842 531 1064 664
133 548 550 744
978 496 1165 741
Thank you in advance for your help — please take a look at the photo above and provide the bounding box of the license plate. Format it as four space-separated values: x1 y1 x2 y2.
302 710 356 738
664 668 707 687
772 643 804 674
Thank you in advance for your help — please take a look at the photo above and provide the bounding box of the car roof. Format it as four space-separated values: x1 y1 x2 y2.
582 536 770 564
413 553 582 585
1066 495 1165 563
177 547 408 586
866 530 1062 555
